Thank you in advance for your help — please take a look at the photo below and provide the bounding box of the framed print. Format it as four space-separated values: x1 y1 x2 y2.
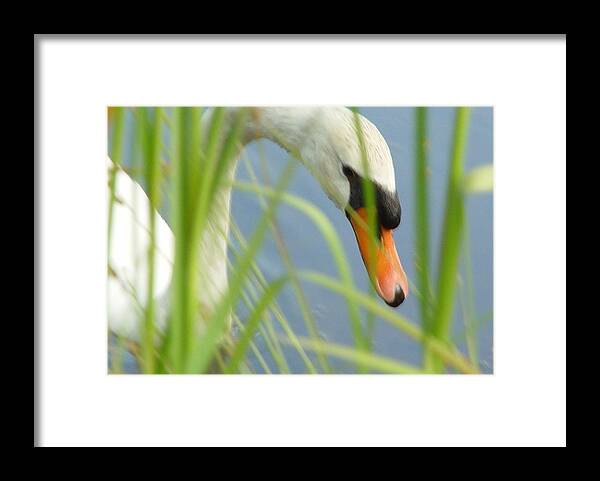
35 35 566 447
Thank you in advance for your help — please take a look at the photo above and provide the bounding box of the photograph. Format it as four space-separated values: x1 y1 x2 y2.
107 106 493 374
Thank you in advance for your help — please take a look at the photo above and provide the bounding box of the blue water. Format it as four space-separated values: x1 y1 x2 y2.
110 107 493 373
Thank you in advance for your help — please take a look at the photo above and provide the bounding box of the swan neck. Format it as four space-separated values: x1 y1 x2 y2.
246 107 320 155
193 107 322 320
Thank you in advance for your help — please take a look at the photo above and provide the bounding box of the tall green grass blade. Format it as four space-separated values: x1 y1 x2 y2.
428 107 471 372
283 337 423 374
107 107 126 373
140 108 163 373
415 107 438 372
262 316 291 374
225 276 289 373
351 107 378 363
107 107 125 251
415 107 433 332
232 314 273 374
180 108 203 360
226 240 292 374
241 283 291 373
186 107 224 246
168 107 189 371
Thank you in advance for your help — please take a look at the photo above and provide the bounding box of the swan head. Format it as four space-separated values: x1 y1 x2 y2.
255 107 409 306
294 108 409 307
332 111 409 307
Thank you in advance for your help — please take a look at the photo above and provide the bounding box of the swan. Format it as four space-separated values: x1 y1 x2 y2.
108 107 409 343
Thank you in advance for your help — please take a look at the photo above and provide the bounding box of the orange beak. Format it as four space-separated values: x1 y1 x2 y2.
349 207 409 307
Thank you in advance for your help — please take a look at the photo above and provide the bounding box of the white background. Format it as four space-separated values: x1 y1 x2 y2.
37 36 566 447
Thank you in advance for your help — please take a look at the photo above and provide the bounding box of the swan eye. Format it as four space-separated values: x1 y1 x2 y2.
342 165 357 180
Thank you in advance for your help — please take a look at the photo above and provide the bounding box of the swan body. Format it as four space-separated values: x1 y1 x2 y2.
108 107 408 342
107 159 173 339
